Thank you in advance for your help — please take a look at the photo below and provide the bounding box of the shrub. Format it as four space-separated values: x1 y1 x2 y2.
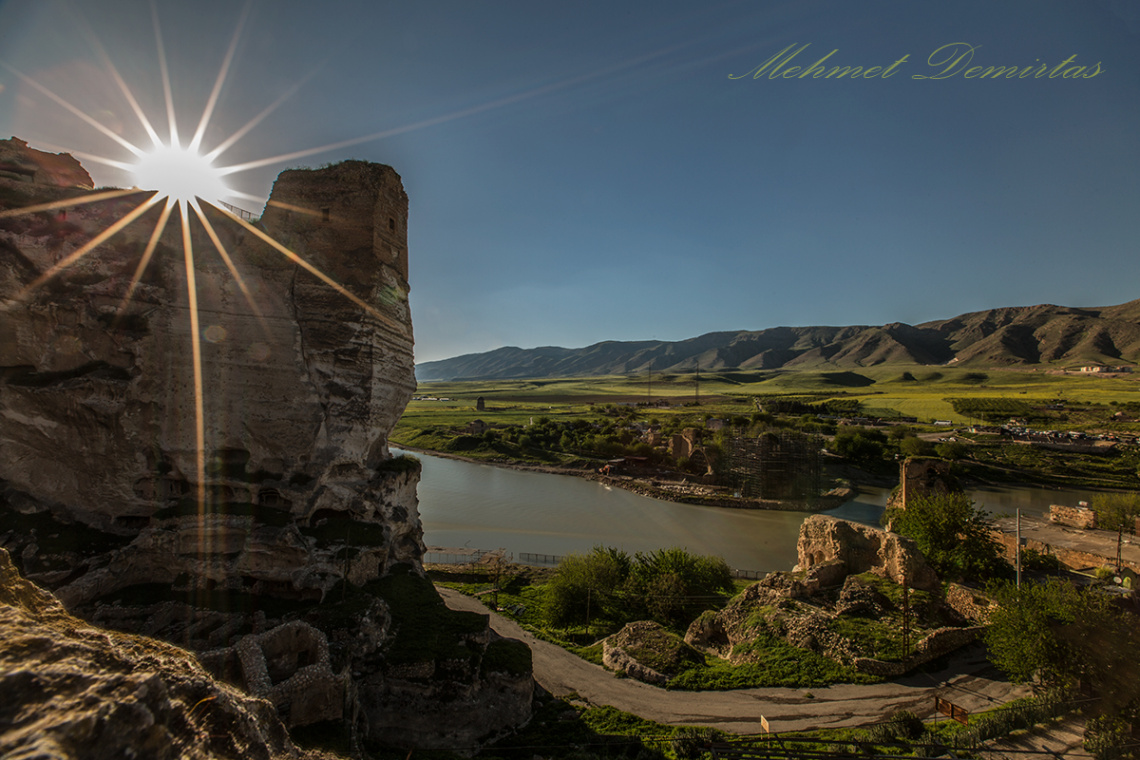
543 546 632 628
628 547 735 626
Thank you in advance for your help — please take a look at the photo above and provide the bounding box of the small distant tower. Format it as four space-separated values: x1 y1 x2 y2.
476 396 486 412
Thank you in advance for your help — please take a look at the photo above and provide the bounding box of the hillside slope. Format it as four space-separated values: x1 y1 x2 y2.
417 300 1140 381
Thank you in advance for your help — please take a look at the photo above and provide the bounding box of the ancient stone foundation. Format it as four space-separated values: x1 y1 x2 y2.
686 518 974 678
796 514 940 591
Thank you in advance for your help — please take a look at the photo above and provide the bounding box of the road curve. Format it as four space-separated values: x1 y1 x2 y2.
438 587 1028 734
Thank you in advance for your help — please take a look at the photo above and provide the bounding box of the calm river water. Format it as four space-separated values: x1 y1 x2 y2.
396 449 1098 574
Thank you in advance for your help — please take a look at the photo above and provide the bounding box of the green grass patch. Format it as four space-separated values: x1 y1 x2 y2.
828 615 906 661
489 698 718 760
375 453 421 474
669 630 879 690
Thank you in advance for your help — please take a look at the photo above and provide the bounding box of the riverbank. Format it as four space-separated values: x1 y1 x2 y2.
394 444 857 512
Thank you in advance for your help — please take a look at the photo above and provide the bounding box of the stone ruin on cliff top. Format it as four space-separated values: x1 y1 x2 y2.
0 138 534 752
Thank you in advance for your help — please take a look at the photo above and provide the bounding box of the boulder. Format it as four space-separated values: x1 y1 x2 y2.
602 620 703 686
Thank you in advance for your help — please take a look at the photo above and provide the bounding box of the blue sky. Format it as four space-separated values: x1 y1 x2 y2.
1 0 1138 363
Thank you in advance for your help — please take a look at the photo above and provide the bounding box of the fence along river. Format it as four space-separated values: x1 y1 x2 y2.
397 449 1098 573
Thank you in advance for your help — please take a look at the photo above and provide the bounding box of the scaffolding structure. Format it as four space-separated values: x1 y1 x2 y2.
725 431 822 500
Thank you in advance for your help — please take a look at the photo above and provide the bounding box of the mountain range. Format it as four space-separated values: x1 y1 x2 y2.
415 300 1140 381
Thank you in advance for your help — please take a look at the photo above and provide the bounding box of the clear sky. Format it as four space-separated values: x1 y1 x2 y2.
1 0 1138 363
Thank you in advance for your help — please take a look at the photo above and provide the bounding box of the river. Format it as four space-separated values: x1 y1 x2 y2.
396 449 1099 574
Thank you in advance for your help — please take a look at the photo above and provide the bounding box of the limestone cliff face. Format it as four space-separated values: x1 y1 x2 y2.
1 147 421 601
1 145 535 752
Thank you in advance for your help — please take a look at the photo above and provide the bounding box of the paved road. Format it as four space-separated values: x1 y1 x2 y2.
437 587 1029 734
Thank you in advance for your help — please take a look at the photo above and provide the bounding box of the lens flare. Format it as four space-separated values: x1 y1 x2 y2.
131 142 230 204
1 2 417 530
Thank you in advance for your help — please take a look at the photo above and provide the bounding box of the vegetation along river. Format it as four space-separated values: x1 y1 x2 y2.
396 449 1099 574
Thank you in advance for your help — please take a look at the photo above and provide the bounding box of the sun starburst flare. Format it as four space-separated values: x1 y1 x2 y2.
131 143 231 206
0 3 416 534
2 0 666 527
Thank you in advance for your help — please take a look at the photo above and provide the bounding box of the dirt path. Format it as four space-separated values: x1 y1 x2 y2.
437 587 1029 734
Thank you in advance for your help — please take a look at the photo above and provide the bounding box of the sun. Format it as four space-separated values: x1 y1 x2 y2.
131 142 230 205
0 3 412 516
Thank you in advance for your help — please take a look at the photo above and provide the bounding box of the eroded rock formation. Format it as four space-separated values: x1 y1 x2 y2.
796 515 940 591
2 144 420 596
2 154 417 570
0 136 93 189
685 517 974 677
0 143 534 752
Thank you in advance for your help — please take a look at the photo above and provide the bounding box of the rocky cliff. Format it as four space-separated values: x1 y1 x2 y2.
0 141 533 752
0 547 341 760
1 144 419 601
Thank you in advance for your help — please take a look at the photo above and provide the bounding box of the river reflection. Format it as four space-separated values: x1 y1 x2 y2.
397 449 1099 574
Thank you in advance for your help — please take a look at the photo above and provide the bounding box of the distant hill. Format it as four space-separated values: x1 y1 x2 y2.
415 300 1140 381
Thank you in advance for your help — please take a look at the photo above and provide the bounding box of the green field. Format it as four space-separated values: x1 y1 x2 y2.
393 367 1140 487
398 366 1140 435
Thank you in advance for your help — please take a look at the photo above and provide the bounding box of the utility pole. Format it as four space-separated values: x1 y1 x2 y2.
647 360 652 404
585 587 591 638
1016 508 1022 591
901 573 910 657
695 359 700 406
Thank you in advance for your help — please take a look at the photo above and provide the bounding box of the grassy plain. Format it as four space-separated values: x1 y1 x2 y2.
396 365 1140 441
394 366 1140 488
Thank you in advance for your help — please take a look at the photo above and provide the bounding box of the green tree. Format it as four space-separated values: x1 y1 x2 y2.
627 547 734 626
830 428 886 463
888 425 914 441
986 579 1140 718
886 492 1007 581
899 436 933 458
1091 492 1140 571
543 546 631 628
934 441 969 460
984 578 1084 685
